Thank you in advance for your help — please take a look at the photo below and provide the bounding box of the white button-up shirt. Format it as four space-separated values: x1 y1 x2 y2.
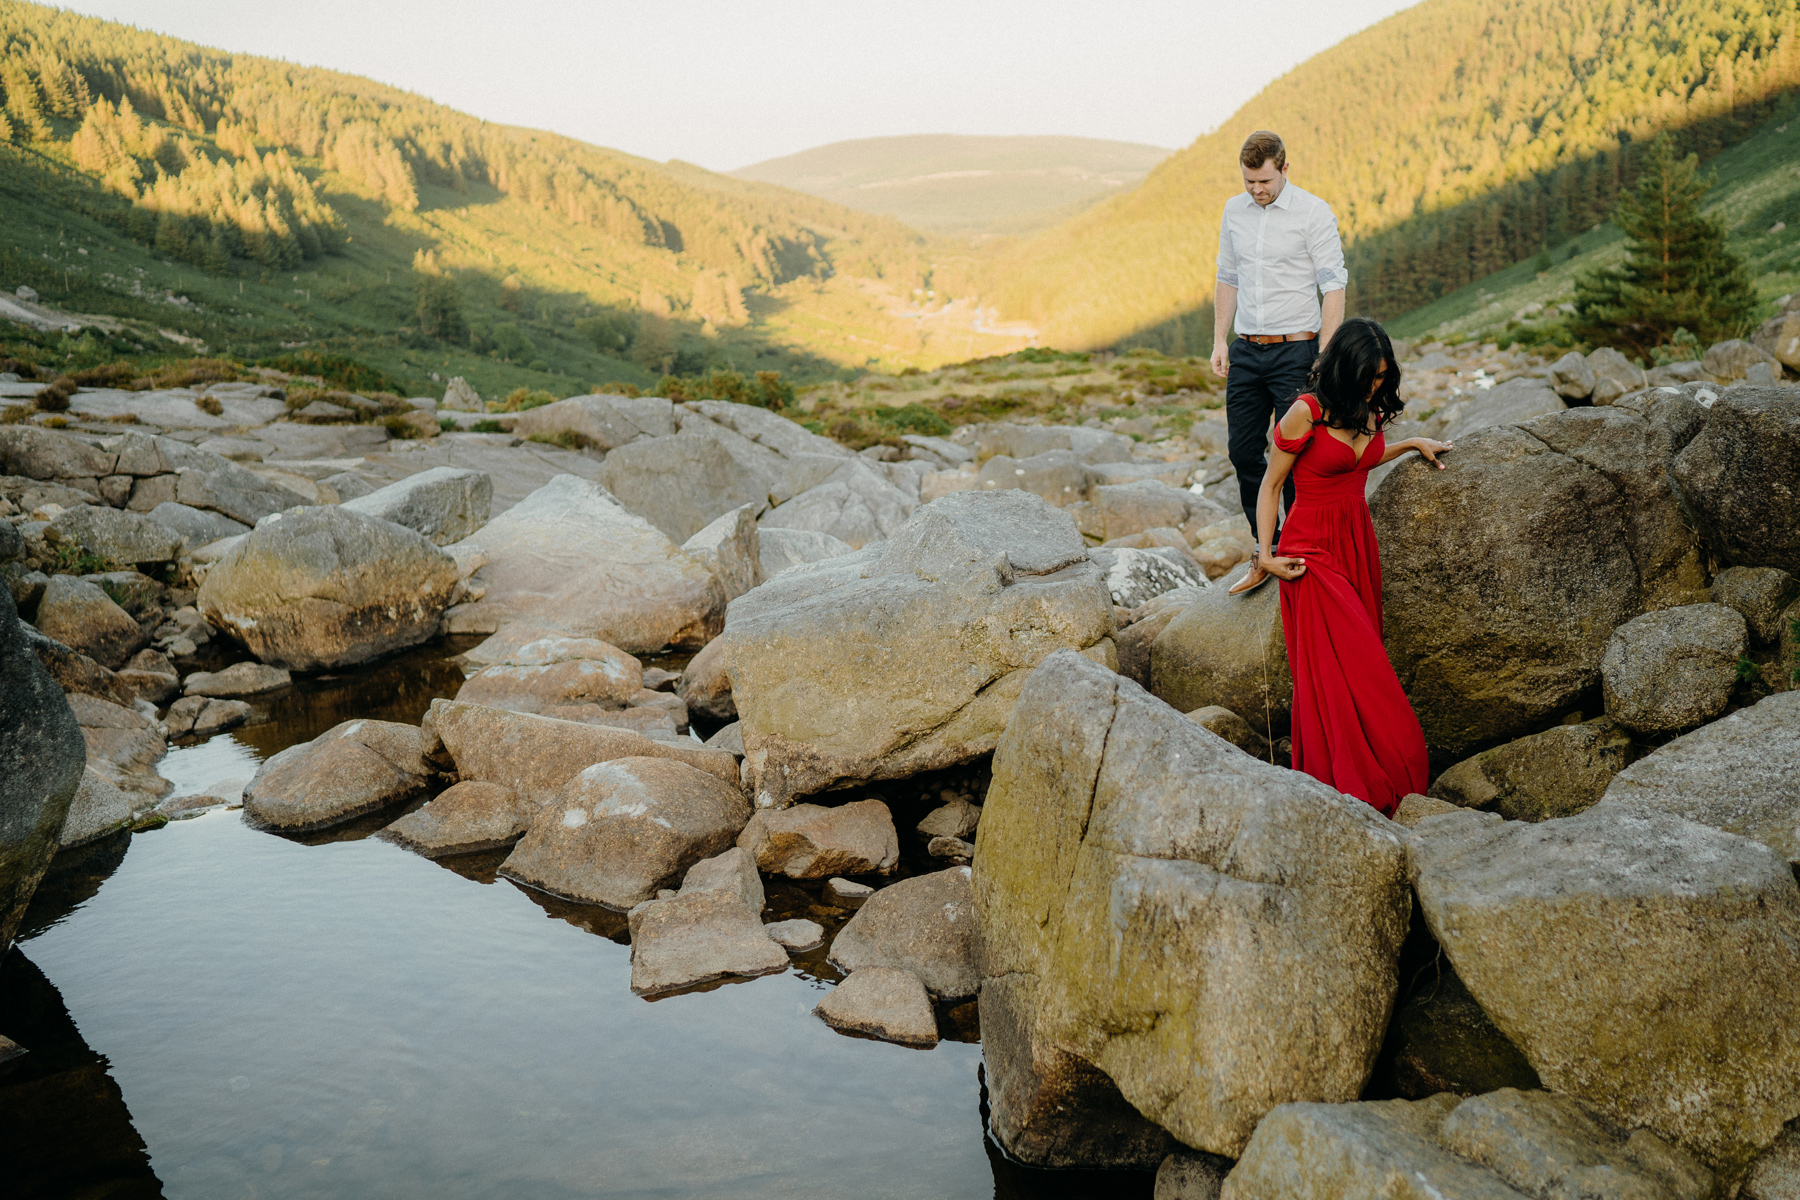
1216 182 1348 336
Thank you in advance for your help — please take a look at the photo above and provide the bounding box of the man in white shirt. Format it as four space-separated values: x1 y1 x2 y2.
1210 130 1347 594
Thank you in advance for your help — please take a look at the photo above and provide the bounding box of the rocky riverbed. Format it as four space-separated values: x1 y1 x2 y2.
2 344 1799 1198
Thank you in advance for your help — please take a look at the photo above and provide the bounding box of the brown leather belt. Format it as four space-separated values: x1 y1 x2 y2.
1240 331 1319 344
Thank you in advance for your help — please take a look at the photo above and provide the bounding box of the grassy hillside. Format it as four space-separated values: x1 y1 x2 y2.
731 134 1169 238
1389 91 1800 345
981 0 1800 353
0 2 1034 394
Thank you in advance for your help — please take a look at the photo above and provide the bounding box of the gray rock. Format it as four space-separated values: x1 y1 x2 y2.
33 574 146 669
243 719 436 831
339 466 492 545
510 394 656 450
1672 387 1800 575
379 781 527 858
1705 338 1782 381
685 399 850 462
0 582 85 950
1408 805 1800 1175
680 503 761 603
756 526 854 579
927 835 973 859
722 490 1113 807
1071 479 1228 543
3 565 46 617
1433 377 1567 443
1711 565 1800 645
1156 1151 1231 1200
677 845 765 916
626 888 788 997
59 767 134 848
738 799 899 878
440 376 481 411
443 475 724 653
153 776 246 820
813 966 938 1048
1597 691 1800 864
46 505 180 565
183 661 291 697
1393 792 1463 827
829 865 977 999
901 434 973 466
455 636 643 714
1601 603 1746 733
974 448 1092 508
0 425 116 481
917 798 980 840
1587 346 1647 393
145 501 249 550
1184 705 1267 757
1373 400 1709 755
824 876 873 909
171 455 313 525
1088 545 1210 609
68 692 167 799
703 721 744 757
1222 1089 1714 1200
317 470 378 501
758 456 917 549
764 918 824 952
1548 350 1596 399
676 636 734 723
162 695 251 737
199 506 459 670
599 432 774 544
1429 719 1634 822
978 651 1410 1163
1150 568 1290 739
254 422 388 461
500 756 750 909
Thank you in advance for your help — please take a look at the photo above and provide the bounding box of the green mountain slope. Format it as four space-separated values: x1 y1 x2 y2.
731 134 1169 238
1389 92 1800 343
0 2 1034 393
982 0 1800 352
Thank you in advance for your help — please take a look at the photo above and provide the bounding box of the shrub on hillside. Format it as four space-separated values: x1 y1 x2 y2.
493 387 556 412
33 377 75 412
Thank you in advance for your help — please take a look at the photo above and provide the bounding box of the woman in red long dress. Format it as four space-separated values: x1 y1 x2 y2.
1250 317 1448 816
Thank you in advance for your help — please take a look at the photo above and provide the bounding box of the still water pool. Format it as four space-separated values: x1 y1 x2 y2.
2 640 1153 1199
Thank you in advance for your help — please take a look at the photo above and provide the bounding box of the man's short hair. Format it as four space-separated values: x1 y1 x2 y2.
1240 130 1286 172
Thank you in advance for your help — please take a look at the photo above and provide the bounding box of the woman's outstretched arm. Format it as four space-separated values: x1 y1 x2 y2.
1375 435 1454 467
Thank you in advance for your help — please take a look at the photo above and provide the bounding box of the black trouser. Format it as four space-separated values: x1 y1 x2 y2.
1226 337 1315 540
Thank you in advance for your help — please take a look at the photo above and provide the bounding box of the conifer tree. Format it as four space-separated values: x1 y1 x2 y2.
1570 134 1757 359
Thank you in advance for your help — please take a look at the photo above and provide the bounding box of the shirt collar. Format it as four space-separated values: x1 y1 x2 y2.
1270 182 1297 211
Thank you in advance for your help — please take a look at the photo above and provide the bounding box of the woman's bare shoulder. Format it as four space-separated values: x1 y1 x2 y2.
1276 398 1314 439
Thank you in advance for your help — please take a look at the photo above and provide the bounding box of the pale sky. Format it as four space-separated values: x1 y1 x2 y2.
59 0 1419 170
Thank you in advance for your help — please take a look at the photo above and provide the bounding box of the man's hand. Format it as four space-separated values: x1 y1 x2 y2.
1210 344 1230 378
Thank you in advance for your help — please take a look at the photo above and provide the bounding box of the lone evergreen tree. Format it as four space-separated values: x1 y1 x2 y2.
416 274 466 342
1571 134 1757 361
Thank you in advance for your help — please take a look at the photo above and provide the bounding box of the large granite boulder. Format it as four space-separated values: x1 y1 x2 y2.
1149 573 1290 738
0 585 86 952
510 393 673 449
198 506 458 670
720 490 1115 808
339 466 492 545
500 757 750 909
757 526 853 579
1408 805 1800 1175
828 865 976 999
1223 1089 1714 1200
455 636 643 714
1070 479 1229 544
243 719 436 831
599 432 773 543
1596 691 1800 864
1600 603 1746 734
1430 377 1567 443
442 475 724 653
976 651 1411 1165
1428 719 1634 822
1372 398 1709 755
1671 387 1800 575
679 504 761 603
145 501 249 550
45 505 180 565
758 456 916 549
32 574 147 669
424 699 738 811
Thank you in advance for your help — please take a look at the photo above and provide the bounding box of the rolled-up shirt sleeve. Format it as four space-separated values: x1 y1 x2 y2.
1309 201 1348 293
1216 206 1238 287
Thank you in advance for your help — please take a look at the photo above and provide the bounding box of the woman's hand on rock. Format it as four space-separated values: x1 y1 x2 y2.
1415 438 1453 468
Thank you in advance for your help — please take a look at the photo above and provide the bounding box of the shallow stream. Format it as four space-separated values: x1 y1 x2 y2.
2 638 1153 1199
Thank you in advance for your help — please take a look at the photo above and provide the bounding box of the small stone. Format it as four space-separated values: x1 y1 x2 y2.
33 574 146 669
1711 566 1800 646
154 777 246 819
182 661 291 697
1392 793 1462 828
916 798 979 840
162 694 251 737
678 845 765 915
829 865 977 999
927 835 974 860
380 781 527 858
813 966 938 1048
59 767 134 849
243 719 435 832
825 876 873 909
627 889 788 997
1185 704 1267 756
765 918 825 952
641 666 680 692
737 799 899 879
1155 1150 1231 1200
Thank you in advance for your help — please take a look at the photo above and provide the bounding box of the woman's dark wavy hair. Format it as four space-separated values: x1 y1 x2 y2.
1304 316 1404 432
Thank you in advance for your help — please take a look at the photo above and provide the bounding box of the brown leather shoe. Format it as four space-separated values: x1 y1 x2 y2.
1226 562 1270 595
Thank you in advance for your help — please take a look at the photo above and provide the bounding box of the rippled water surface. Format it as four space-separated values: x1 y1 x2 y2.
3 640 1153 1199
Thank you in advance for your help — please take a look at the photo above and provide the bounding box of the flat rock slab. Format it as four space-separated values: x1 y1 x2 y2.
1223 1089 1713 1200
764 918 824 953
738 799 899 879
339 465 491 546
59 767 134 849
1409 805 1800 1175
183 661 291 697
380 780 526 858
627 889 787 997
243 719 434 832
501 756 749 909
454 637 642 713
825 877 873 909
814 966 938 1048
830 865 977 999
163 695 251 737
1597 691 1800 863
